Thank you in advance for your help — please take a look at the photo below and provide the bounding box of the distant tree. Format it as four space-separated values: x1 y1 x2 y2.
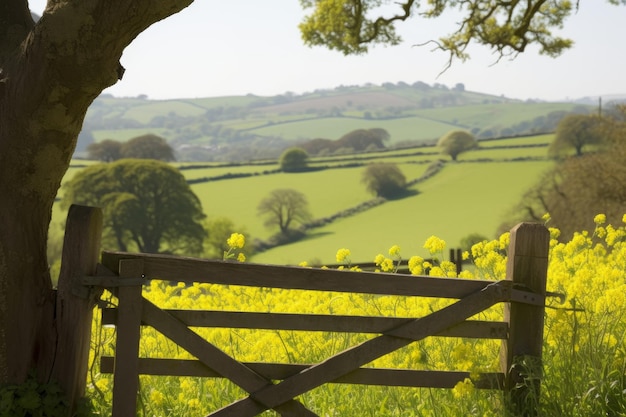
504 105 626 240
86 139 122 162
62 159 205 254
361 163 407 199
258 189 312 234
453 83 465 92
279 147 309 172
121 134 175 161
300 138 334 155
549 114 605 157
337 128 389 151
204 217 251 259
438 130 478 161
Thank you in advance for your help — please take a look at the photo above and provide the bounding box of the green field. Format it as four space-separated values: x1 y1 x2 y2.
249 116 457 144
50 135 554 266
250 160 552 265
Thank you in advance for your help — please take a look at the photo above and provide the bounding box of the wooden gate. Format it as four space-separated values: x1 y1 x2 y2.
80 222 549 416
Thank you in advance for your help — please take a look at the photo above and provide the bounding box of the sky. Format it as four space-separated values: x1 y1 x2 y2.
29 1 626 102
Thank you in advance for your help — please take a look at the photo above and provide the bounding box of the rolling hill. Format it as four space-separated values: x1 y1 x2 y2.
78 81 592 162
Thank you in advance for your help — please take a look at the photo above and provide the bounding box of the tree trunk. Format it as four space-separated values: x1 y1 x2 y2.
0 0 194 398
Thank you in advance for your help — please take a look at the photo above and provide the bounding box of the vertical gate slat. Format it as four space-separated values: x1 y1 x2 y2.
111 259 144 417
500 222 549 416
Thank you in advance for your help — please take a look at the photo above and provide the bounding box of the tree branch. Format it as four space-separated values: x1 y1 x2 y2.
0 0 33 65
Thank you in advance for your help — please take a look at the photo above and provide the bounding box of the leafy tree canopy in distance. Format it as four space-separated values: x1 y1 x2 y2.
86 139 122 162
62 159 205 255
437 130 477 161
549 114 605 157
120 134 176 161
504 104 626 239
258 188 313 235
280 147 309 172
361 162 407 199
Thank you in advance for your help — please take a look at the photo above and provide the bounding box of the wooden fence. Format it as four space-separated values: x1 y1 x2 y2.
64 205 550 416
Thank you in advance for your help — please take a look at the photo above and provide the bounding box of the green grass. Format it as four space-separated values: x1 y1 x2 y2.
179 164 279 180
415 103 583 129
122 100 207 123
250 160 553 265
249 116 456 144
52 135 555 265
460 146 549 160
479 133 554 147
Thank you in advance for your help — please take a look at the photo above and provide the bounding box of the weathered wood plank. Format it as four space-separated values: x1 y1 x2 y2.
111 259 144 417
52 205 103 414
102 308 508 339
140 298 318 417
209 281 509 416
100 251 492 298
100 357 503 389
500 223 549 416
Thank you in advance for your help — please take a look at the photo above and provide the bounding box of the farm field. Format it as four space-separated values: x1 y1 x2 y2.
250 160 552 265
248 116 458 144
49 134 554 267
413 102 585 129
190 163 431 241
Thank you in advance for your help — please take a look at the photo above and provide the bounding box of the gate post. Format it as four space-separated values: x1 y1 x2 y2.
53 204 103 414
500 222 549 416
112 259 144 417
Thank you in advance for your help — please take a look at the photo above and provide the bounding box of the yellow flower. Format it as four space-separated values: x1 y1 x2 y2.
187 398 201 409
380 258 394 272
237 253 246 262
149 389 165 406
452 378 474 398
388 245 401 257
423 236 446 255
594 214 606 225
408 255 424 275
227 232 245 249
498 232 510 250
336 248 351 263
298 261 309 267
374 254 385 265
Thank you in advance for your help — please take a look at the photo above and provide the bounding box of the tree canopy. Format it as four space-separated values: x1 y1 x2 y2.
437 130 477 161
506 104 626 239
279 147 309 172
120 134 176 161
549 114 605 157
86 139 122 162
87 134 175 162
258 189 312 234
361 163 407 199
62 159 205 255
299 0 602 65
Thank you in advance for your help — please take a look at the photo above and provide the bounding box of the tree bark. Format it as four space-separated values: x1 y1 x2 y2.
0 0 193 394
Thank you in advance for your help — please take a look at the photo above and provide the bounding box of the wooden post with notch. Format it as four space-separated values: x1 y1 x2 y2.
111 259 144 417
52 204 103 414
500 222 549 416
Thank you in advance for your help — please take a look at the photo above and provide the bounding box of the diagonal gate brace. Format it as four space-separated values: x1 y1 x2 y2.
207 281 511 416
141 299 319 417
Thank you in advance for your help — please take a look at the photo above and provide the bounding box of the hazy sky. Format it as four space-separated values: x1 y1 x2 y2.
30 1 626 101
